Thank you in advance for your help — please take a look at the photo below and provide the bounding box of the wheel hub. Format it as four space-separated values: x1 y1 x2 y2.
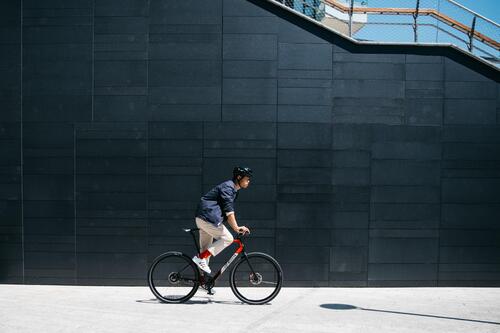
168 272 180 284
249 272 263 286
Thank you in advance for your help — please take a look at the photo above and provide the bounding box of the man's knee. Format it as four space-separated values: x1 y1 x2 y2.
223 233 234 245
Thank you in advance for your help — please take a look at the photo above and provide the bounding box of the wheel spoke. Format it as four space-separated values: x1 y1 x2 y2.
261 281 277 285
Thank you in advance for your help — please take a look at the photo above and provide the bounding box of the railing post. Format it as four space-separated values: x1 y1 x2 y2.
314 0 320 20
348 0 354 37
413 0 420 43
468 15 477 52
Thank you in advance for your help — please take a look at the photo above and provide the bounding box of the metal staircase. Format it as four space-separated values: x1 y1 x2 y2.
274 0 500 66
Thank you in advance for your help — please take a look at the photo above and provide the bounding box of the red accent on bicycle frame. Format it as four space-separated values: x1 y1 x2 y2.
233 239 244 253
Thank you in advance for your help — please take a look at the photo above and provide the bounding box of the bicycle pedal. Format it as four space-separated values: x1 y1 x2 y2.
207 289 216 295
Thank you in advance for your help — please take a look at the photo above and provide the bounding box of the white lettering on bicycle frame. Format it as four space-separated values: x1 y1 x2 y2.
221 252 239 274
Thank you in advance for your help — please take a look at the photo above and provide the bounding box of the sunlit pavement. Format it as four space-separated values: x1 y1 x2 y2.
1 285 499 333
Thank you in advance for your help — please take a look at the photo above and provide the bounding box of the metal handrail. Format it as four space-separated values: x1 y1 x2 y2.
359 22 498 59
323 0 499 50
447 0 499 28
274 0 499 65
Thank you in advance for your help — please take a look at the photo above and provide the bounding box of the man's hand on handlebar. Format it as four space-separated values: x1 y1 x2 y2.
237 226 250 235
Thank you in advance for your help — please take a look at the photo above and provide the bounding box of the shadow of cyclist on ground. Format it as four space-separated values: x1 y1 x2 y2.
319 303 500 326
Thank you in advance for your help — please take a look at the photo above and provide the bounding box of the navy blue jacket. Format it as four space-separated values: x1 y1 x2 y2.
196 180 238 226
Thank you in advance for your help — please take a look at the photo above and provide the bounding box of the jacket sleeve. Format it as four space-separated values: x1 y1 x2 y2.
219 185 235 215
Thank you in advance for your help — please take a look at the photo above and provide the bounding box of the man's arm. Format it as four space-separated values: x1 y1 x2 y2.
226 212 250 234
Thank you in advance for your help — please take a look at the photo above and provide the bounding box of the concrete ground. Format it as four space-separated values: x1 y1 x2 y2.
1 285 499 333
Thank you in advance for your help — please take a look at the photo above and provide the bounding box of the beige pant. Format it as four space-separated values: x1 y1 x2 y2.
196 217 234 262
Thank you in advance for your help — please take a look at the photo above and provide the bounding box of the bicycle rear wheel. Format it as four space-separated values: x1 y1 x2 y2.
147 251 200 303
230 252 283 305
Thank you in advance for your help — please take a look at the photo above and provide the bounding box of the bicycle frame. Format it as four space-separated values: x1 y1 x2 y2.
186 228 254 286
210 237 245 282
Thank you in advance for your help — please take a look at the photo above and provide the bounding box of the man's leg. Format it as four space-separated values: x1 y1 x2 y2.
195 217 234 257
196 220 213 265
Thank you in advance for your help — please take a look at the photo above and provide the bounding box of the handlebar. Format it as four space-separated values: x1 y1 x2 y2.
236 231 250 239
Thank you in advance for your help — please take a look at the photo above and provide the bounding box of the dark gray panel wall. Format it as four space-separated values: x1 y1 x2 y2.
1 0 499 286
21 0 93 284
0 0 22 283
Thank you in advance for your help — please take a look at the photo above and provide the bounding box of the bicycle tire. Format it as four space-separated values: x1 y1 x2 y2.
147 251 200 303
229 252 283 305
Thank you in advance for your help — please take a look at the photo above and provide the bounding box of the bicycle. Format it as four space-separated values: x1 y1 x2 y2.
147 227 283 305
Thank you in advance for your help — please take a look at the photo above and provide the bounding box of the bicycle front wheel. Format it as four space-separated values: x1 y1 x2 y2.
148 252 200 303
230 252 283 305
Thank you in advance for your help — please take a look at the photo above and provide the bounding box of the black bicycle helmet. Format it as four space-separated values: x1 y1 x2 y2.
233 166 253 179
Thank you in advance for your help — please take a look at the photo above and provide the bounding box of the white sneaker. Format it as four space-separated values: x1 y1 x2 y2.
192 256 211 274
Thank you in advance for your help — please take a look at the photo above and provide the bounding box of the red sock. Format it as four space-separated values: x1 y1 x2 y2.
199 250 211 259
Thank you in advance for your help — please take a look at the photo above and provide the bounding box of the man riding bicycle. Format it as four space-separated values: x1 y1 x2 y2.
192 166 252 274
